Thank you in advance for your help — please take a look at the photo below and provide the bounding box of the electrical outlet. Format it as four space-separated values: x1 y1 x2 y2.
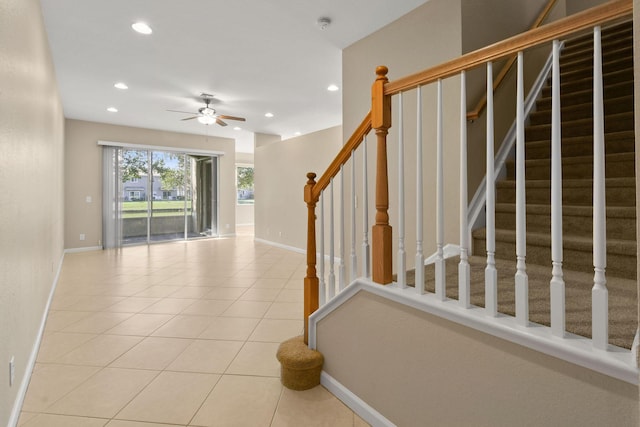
9 356 15 386
79 234 86 241
85 196 92 203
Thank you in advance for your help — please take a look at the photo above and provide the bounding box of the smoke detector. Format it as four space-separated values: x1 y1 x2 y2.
317 17 331 30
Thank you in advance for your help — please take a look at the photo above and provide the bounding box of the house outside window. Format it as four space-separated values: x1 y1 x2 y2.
237 165 254 205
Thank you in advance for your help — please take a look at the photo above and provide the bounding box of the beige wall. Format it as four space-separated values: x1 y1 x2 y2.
0 0 66 424
566 0 608 15
317 290 639 426
64 119 236 248
343 0 463 271
254 127 342 250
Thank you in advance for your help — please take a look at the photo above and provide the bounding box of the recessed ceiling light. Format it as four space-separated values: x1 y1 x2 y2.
107 107 118 113
114 82 128 90
265 112 274 118
132 22 152 35
294 132 301 136
233 127 242 131
327 84 339 91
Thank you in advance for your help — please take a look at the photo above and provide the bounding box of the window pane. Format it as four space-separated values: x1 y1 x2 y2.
237 166 254 205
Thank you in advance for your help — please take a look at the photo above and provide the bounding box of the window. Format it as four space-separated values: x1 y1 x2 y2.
128 190 141 200
236 165 254 205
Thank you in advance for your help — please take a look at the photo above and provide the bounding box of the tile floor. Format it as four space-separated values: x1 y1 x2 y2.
18 231 369 426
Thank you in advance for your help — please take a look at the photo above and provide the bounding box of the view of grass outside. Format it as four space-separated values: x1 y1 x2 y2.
122 200 191 218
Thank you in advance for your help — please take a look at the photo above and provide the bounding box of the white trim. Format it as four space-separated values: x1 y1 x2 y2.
468 45 559 235
254 238 306 255
97 140 225 156
309 278 638 385
65 245 102 253
8 252 65 427
424 243 460 265
321 372 396 427
236 223 255 227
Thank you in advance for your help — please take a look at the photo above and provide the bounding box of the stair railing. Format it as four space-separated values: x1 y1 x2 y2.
466 0 559 122
303 0 636 380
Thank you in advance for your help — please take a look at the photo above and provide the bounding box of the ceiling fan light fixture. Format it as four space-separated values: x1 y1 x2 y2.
197 115 215 125
132 22 152 35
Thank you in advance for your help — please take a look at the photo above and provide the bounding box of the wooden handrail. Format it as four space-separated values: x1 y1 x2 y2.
467 0 559 121
385 0 631 95
309 112 372 203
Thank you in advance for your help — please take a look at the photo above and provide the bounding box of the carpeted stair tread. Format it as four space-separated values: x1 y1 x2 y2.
560 37 633 64
563 21 631 50
472 228 636 279
505 152 636 180
525 111 633 141
402 256 637 349
541 67 633 96
494 204 636 240
559 45 633 73
535 80 633 110
524 130 635 159
473 228 637 256
558 57 633 82
528 94 633 125
496 177 636 207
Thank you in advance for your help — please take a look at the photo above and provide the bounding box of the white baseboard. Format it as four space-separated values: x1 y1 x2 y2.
254 238 306 255
7 252 66 427
321 372 395 427
64 245 102 253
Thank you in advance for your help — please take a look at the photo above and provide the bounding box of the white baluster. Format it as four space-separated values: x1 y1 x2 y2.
459 71 471 308
415 86 425 295
328 179 336 299
435 79 446 300
319 192 326 306
485 61 498 316
515 51 529 326
350 149 358 281
592 25 608 350
398 92 407 288
339 165 346 291
362 136 371 279
550 39 565 337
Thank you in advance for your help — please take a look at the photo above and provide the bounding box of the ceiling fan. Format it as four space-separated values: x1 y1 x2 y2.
168 94 246 126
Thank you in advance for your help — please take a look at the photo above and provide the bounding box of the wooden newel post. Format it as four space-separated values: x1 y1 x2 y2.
371 66 393 284
303 172 319 344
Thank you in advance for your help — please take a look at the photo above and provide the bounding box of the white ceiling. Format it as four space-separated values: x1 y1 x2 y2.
40 0 428 153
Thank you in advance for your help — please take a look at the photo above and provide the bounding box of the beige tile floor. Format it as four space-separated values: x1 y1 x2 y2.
19 231 369 427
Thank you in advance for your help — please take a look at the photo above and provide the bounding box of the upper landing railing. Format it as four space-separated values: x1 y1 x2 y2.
302 0 635 379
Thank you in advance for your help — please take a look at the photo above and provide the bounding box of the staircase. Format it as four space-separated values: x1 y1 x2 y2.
467 21 636 347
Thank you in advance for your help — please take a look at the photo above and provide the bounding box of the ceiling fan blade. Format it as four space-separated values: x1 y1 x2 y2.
216 119 228 127
167 109 196 114
181 116 199 121
217 114 246 122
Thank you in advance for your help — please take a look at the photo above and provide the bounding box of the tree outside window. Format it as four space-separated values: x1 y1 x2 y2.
237 166 254 205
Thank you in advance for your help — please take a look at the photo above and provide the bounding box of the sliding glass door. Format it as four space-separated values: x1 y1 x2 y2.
103 146 219 248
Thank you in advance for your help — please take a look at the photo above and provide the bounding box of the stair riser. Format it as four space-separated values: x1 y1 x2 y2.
561 38 633 62
506 158 635 180
560 47 633 72
525 114 634 141
541 68 633 97
565 24 632 50
494 211 635 240
525 134 635 160
542 69 633 97
472 237 636 279
496 184 636 207
529 96 633 125
557 58 633 83
535 82 633 111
